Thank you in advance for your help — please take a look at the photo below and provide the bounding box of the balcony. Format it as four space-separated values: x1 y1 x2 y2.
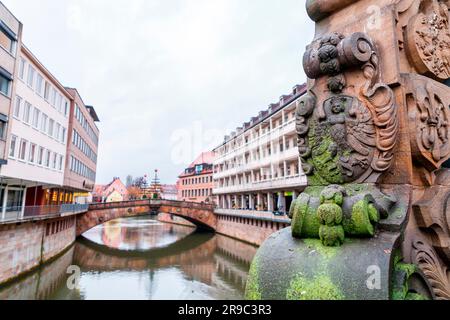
213 146 300 179
215 118 296 163
0 204 89 224
213 174 307 194
215 208 291 224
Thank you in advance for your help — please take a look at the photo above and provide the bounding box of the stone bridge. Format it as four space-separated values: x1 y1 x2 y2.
76 200 216 236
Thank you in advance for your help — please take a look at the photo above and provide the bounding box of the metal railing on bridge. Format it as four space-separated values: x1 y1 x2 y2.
0 204 89 223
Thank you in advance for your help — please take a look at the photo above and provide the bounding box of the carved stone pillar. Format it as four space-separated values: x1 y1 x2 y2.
246 0 450 300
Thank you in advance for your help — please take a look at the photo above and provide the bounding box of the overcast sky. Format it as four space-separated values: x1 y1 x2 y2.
3 0 314 184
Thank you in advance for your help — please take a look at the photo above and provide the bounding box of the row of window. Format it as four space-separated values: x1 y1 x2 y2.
182 188 213 198
218 110 297 156
18 57 69 117
9 135 64 171
75 104 98 145
14 96 67 144
72 129 97 163
182 175 213 185
70 155 95 181
215 165 300 188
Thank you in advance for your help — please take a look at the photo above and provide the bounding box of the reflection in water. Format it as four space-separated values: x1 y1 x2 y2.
0 216 257 300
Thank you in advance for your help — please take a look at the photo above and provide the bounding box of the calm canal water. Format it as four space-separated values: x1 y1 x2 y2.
0 217 257 300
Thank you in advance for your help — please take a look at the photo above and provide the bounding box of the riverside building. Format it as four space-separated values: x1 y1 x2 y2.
0 1 100 220
63 88 100 204
0 2 22 168
0 44 72 219
213 84 307 214
177 151 215 204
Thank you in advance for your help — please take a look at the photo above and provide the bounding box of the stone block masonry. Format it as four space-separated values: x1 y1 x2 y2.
157 213 195 228
215 214 290 246
0 215 76 285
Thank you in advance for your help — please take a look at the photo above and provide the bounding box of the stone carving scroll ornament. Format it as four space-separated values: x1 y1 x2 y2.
298 32 399 185
292 32 399 247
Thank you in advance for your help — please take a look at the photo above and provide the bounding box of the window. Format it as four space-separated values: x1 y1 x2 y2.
18 58 26 80
52 153 57 169
9 135 16 157
45 150 50 167
27 65 35 88
56 94 62 113
29 143 36 163
23 102 31 124
55 123 60 140
18 139 27 160
0 24 16 54
58 155 63 171
32 108 40 128
40 113 47 132
48 119 54 136
37 147 43 165
13 96 21 118
35 74 44 96
44 81 50 100
0 73 11 96
61 127 66 143
0 117 6 140
64 101 69 116
50 87 56 106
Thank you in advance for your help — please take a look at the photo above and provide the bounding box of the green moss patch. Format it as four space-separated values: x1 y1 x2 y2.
303 239 341 260
245 257 262 300
286 274 344 300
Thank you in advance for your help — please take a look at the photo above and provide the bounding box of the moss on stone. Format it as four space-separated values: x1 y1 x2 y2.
291 194 321 239
286 274 344 300
319 225 345 247
343 199 375 236
303 239 341 260
317 203 343 226
307 124 343 185
245 257 262 300
391 256 428 300
291 196 307 238
405 293 428 300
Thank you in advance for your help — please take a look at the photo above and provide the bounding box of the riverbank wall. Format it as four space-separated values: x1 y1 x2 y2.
157 212 196 228
159 210 290 247
0 215 77 286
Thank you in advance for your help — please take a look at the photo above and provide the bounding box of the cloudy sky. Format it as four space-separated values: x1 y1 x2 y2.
4 0 314 184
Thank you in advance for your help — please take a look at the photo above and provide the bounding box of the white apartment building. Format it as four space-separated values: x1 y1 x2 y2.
213 84 307 214
0 45 71 217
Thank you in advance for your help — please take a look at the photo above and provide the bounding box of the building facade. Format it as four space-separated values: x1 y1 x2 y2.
0 1 100 219
0 44 73 218
0 2 22 166
63 88 100 203
177 152 215 204
161 184 177 201
213 84 307 214
92 177 128 203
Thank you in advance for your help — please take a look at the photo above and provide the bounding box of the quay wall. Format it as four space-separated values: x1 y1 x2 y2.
0 215 76 286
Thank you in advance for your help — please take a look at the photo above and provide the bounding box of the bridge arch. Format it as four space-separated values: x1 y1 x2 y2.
76 200 216 236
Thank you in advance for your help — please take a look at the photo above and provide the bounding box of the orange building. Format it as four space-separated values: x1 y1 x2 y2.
177 152 215 204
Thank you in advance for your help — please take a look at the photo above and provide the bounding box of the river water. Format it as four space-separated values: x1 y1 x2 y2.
0 217 257 300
